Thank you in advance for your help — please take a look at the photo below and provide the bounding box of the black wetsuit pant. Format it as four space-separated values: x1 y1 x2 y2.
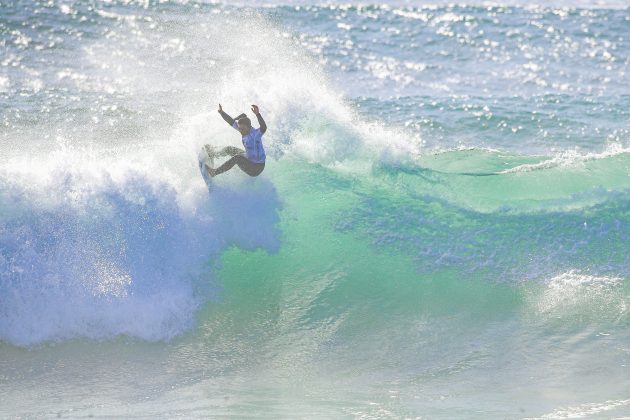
214 110 267 177
213 153 265 177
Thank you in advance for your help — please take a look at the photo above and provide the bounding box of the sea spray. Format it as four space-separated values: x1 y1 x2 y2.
1 1 630 418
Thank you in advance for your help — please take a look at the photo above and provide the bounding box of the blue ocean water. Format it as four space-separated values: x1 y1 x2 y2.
1 1 630 418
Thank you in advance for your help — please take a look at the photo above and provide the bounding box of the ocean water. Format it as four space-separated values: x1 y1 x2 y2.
1 0 630 418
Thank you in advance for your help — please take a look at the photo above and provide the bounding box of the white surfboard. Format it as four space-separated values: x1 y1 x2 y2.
198 145 215 190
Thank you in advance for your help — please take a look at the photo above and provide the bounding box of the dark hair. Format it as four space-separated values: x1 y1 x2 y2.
237 116 251 128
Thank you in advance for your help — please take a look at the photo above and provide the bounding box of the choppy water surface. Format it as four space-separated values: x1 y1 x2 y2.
1 1 630 418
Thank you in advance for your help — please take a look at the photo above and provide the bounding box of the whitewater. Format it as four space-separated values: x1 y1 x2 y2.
1 0 629 418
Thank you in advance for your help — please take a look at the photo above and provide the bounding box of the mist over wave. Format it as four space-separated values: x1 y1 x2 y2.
0 155 282 345
1 1 630 418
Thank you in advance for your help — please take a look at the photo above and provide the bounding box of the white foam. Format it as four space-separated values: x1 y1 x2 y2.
0 75 8 92
0 148 281 346
530 270 627 320
534 398 630 419
498 143 630 174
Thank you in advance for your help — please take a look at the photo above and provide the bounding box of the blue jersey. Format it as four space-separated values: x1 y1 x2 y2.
233 122 266 164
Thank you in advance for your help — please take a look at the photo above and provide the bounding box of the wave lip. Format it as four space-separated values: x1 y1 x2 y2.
498 144 630 174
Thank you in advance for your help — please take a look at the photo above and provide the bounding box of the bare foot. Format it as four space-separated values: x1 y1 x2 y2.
204 163 216 177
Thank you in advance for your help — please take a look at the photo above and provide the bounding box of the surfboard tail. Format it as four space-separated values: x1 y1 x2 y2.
198 148 214 190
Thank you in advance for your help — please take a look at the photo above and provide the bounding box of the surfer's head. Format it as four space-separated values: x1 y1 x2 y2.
236 116 252 135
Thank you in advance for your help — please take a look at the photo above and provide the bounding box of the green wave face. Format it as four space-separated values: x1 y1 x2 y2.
213 150 630 323
2 1 630 418
187 151 630 416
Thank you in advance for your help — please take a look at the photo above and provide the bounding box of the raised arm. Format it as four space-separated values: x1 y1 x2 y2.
218 103 235 126
251 104 267 134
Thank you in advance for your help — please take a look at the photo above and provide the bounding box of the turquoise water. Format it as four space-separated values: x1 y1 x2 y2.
1 1 630 418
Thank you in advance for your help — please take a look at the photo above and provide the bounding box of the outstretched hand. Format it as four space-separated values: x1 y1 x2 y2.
218 103 223 112
251 104 260 115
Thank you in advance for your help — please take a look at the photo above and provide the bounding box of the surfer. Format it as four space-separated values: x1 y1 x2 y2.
205 104 267 177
